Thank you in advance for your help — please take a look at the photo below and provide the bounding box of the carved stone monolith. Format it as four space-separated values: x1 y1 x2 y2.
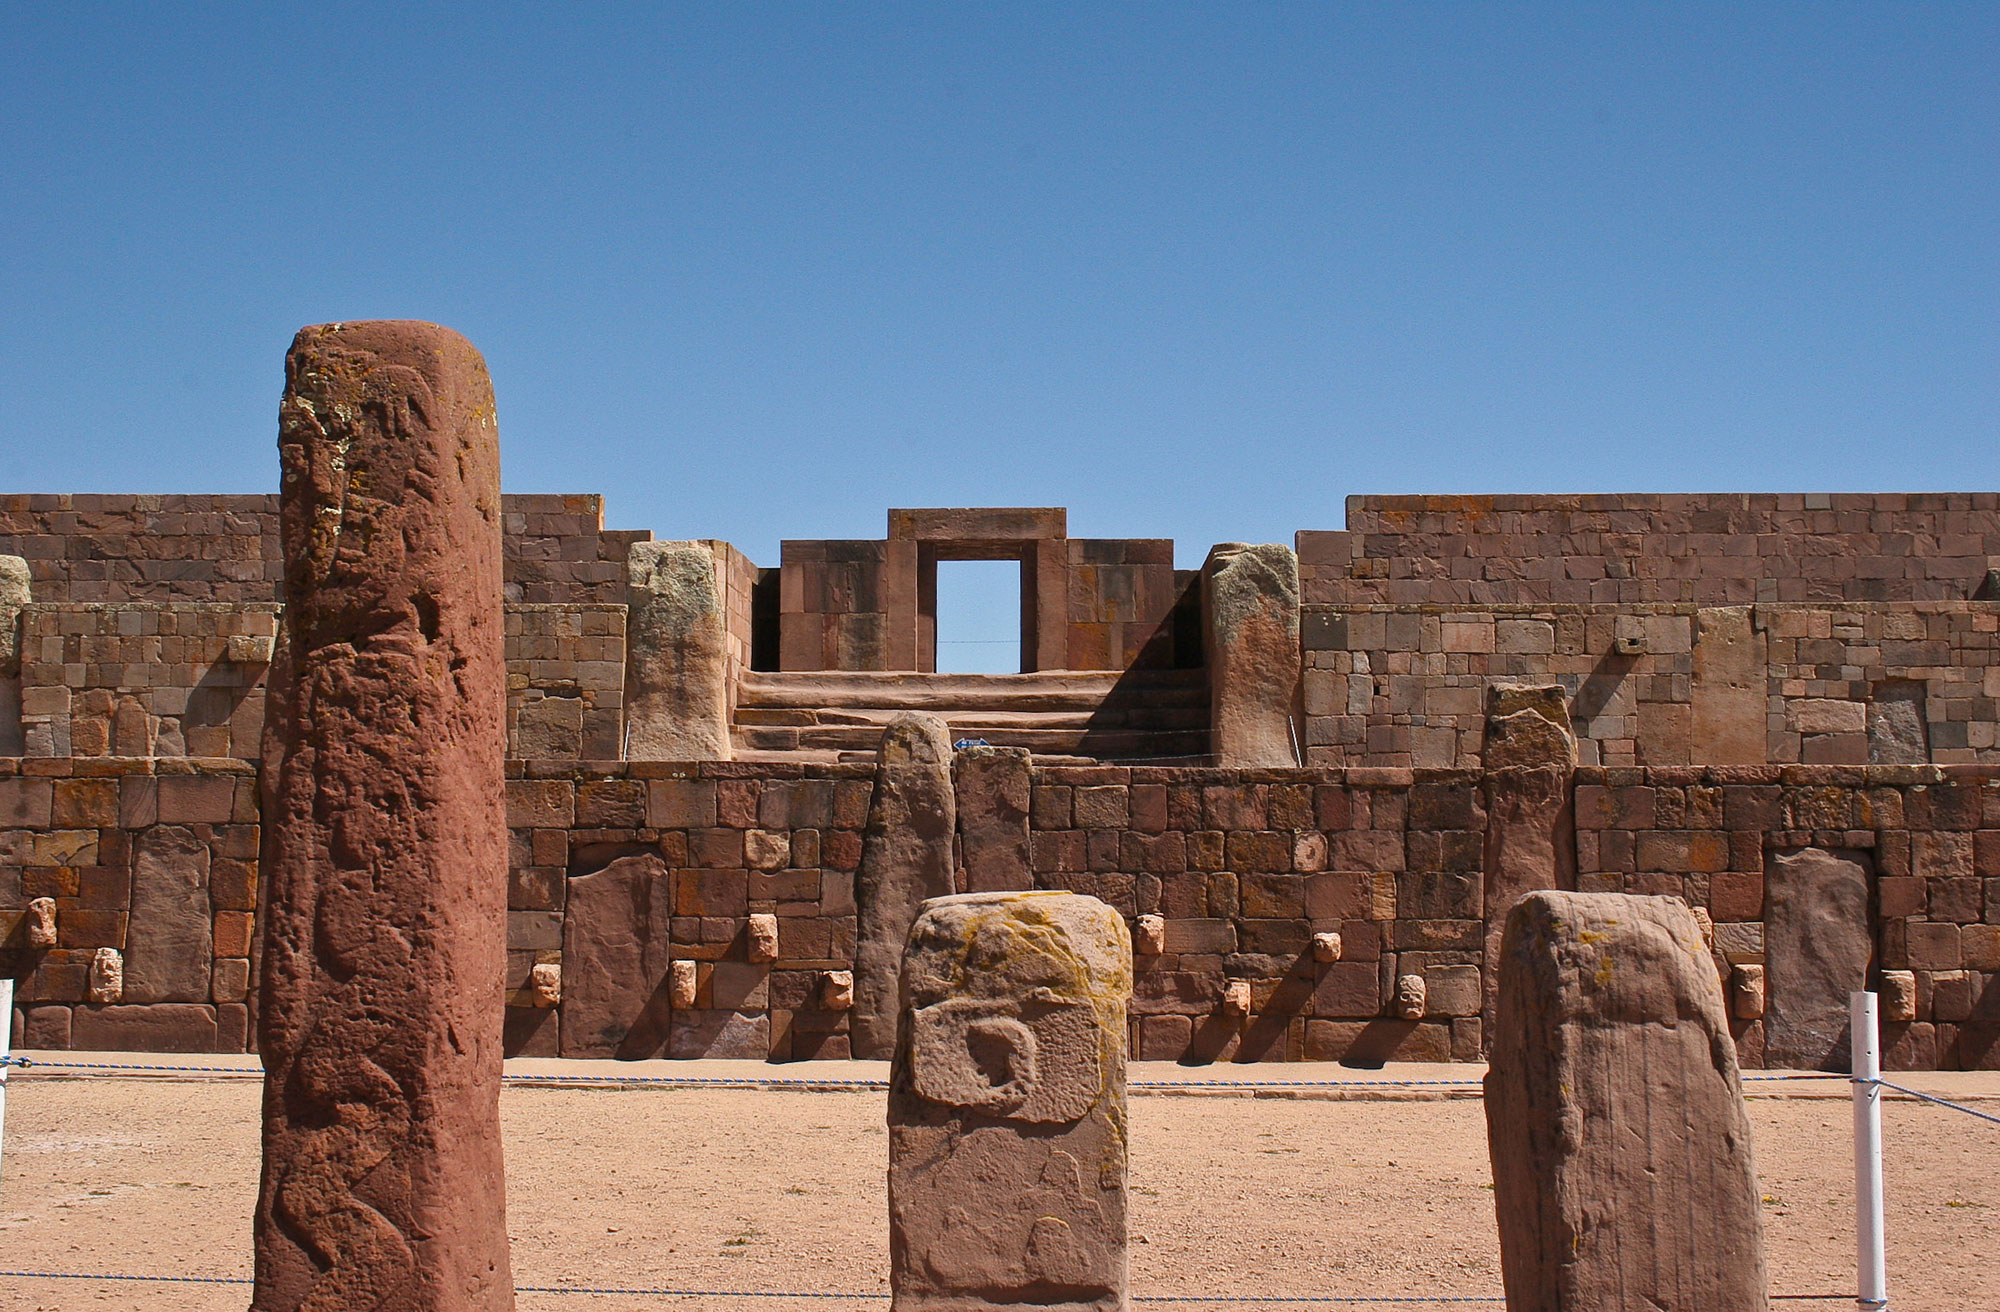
852 713 957 1060
1203 544 1301 768
624 540 732 760
254 321 513 1312
890 891 1131 1312
1486 891 1766 1312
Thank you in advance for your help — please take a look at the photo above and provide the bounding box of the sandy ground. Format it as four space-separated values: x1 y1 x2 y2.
0 1059 1993 1311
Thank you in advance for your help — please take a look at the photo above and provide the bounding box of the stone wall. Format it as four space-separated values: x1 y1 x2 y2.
1302 602 2000 770
506 605 627 759
0 493 648 605
9 755 1997 1068
1571 765 2000 1071
1302 493 2000 606
18 604 278 759
16 602 633 764
1 757 259 1053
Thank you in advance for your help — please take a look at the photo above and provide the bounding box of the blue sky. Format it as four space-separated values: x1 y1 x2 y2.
2 5 1994 643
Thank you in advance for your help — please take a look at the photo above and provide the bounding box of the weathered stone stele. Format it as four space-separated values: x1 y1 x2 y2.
1203 543 1301 768
955 744 1033 893
1479 689 1574 1053
853 713 957 1060
254 321 514 1312
624 540 732 760
1486 891 1767 1312
1763 847 1873 1070
559 853 672 1058
122 824 211 1004
1690 606 1767 765
890 891 1132 1312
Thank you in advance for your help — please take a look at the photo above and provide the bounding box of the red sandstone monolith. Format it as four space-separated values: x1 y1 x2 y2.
890 890 1131 1312
853 713 958 1060
1486 891 1766 1312
254 321 513 1311
1203 543 1301 768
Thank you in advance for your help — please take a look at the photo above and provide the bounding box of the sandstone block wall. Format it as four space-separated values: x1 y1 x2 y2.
1302 493 2000 606
1571 765 2000 1070
0 493 647 605
17 604 279 759
0 757 259 1053
505 605 627 759
1303 602 2000 770
8 755 1998 1069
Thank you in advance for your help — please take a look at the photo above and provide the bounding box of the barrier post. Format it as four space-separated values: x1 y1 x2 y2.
1851 989 1888 1311
0 975 11 1196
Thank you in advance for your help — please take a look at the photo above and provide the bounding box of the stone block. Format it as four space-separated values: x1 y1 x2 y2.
1487 892 1766 1311
1424 964 1480 1017
748 912 780 963
87 947 123 1003
1731 964 1766 1019
123 825 211 1004
1204 544 1301 768
1879 970 1917 1022
72 1002 217 1053
955 746 1033 893
624 541 732 761
890 891 1129 1312
1790 698 1866 735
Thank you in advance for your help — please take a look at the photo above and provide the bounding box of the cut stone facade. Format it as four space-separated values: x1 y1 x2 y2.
4 489 2000 1067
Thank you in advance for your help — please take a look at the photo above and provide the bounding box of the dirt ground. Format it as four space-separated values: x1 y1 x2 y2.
0 1065 1993 1311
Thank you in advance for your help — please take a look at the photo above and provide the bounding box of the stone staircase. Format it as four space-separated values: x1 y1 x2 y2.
731 669 1211 763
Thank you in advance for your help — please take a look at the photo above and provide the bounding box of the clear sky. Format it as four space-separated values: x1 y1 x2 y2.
2 3 1994 586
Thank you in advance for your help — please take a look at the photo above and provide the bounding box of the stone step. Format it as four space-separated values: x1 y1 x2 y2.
736 668 1208 713
733 705 1208 732
735 723 1210 760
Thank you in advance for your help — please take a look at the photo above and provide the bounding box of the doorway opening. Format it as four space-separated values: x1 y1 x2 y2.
932 560 1024 674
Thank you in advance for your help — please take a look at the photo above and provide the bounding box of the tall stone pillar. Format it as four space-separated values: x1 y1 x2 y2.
624 540 732 760
852 713 956 1060
254 322 514 1311
1202 543 1301 768
1486 891 1766 1312
1479 685 1575 1054
0 554 27 756
890 891 1131 1312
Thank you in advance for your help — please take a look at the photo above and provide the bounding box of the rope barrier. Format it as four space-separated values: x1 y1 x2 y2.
0 1271 1858 1302
2 1057 1876 1096
1862 1076 2000 1128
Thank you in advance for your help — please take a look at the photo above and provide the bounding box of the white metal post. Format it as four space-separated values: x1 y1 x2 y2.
1851 989 1888 1311
0 975 12 1197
